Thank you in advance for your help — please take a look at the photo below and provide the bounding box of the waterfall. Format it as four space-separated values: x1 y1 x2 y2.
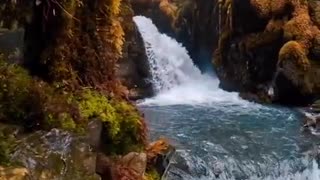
133 15 247 106
133 16 203 93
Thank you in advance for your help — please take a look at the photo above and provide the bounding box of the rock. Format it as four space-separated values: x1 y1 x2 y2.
117 1 153 100
0 166 30 180
96 153 114 180
96 152 146 180
120 152 147 177
87 119 103 151
0 29 24 63
311 35 320 59
147 139 175 176
11 129 100 180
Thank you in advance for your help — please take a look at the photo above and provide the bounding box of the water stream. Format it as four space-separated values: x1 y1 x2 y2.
133 16 320 180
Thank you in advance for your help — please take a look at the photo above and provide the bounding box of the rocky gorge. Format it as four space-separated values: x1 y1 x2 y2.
132 0 320 106
2 0 320 180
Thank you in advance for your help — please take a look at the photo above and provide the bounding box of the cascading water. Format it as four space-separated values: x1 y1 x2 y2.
133 16 246 106
133 16 203 93
134 16 320 180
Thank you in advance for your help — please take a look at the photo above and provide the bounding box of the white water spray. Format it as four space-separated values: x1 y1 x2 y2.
133 16 249 106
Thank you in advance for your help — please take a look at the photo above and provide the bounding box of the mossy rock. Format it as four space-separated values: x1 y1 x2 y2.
0 123 22 166
0 56 146 155
11 129 100 180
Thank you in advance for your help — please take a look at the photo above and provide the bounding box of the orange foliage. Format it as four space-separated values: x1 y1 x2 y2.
146 138 170 166
284 13 314 49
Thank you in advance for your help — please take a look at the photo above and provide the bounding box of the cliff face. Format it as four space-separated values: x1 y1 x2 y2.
138 0 320 105
214 0 320 104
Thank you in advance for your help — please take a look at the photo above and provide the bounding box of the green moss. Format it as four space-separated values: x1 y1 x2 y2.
0 59 34 123
77 90 120 138
0 126 19 166
145 168 161 180
76 90 145 154
0 57 82 132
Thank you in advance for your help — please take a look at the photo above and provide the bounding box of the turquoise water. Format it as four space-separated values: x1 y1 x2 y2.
140 103 320 179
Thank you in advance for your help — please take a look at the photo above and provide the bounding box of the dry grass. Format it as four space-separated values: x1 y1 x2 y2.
250 0 271 18
146 138 170 167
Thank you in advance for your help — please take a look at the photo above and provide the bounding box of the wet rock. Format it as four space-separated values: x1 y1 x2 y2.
0 166 30 180
120 152 147 177
117 0 153 100
302 100 320 133
0 29 24 63
11 129 100 180
303 115 319 129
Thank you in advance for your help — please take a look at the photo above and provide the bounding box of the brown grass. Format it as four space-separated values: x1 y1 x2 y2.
279 41 310 71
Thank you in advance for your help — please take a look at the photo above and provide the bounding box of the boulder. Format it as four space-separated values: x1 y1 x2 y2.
87 119 103 151
120 152 147 177
96 153 114 180
146 139 175 176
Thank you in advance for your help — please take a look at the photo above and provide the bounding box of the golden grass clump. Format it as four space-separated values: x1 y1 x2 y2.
250 0 290 18
250 0 271 18
283 5 320 49
271 0 289 15
279 41 310 71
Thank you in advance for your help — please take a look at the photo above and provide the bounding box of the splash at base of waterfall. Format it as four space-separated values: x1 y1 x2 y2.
138 75 251 107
